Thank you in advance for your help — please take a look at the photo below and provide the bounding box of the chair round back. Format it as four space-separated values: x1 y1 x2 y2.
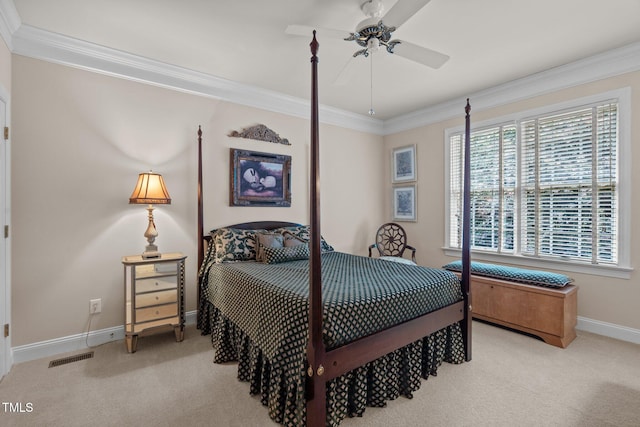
375 222 408 257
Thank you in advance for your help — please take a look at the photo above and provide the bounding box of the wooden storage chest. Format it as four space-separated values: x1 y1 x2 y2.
470 275 577 348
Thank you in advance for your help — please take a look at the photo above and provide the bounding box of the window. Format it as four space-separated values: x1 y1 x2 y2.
447 93 629 274
449 125 516 253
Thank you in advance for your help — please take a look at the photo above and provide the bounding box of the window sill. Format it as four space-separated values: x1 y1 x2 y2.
442 248 632 279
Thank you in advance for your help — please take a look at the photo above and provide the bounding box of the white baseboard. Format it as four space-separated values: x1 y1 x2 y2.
10 312 638 365
577 316 640 345
11 311 198 364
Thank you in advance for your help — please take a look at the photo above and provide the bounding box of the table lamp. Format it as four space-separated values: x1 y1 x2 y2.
129 171 171 259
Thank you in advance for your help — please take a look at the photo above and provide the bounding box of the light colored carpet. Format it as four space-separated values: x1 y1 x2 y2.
1 321 639 427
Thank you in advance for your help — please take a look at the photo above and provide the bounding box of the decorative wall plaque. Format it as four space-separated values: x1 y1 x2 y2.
228 124 290 145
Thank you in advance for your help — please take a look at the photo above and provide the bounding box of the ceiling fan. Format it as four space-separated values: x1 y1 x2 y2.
286 0 450 70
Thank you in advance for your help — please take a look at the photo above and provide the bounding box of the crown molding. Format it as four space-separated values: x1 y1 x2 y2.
383 41 640 135
0 0 20 50
10 23 384 135
2 2 639 137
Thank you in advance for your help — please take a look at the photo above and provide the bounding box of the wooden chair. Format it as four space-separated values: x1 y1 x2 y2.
368 222 417 263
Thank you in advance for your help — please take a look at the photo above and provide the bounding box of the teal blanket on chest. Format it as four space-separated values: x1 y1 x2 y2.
442 260 573 288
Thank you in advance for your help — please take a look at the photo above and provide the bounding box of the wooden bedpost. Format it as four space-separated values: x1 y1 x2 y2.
461 99 472 361
306 30 327 427
197 125 204 311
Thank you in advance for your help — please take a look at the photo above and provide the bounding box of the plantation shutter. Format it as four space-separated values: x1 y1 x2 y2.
520 103 618 263
449 101 618 266
449 134 463 248
449 125 516 252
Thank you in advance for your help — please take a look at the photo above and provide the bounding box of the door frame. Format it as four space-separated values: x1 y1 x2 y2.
0 84 11 377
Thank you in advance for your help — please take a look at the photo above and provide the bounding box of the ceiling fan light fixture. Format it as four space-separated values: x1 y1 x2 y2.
367 37 380 52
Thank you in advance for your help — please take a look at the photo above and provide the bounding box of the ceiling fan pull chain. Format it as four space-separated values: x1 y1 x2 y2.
369 54 375 116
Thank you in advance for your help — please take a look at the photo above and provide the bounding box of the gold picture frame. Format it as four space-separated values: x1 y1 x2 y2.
230 148 291 207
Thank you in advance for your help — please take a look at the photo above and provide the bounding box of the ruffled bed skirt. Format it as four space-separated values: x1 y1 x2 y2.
199 301 465 427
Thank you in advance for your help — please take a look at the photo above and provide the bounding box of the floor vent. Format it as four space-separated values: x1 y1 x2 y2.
48 351 94 368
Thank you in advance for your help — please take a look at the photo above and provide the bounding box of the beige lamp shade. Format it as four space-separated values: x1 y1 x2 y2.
129 172 171 205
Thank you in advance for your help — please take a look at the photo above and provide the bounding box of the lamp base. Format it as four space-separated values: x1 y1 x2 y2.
142 244 160 259
142 251 161 259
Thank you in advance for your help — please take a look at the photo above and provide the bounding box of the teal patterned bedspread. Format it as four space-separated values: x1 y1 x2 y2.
203 252 461 365
199 251 465 426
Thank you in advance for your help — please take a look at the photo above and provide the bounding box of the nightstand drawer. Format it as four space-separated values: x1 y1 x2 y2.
135 289 177 308
136 303 178 323
136 277 177 293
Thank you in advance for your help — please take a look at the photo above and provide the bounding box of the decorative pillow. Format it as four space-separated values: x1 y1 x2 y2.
442 260 573 288
210 227 265 263
275 225 334 252
282 230 307 247
263 244 311 264
256 232 284 262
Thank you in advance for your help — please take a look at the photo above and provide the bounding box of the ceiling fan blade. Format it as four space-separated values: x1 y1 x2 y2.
392 41 450 69
381 0 432 29
285 24 352 41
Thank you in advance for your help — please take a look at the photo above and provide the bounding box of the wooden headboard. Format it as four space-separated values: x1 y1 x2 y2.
201 221 302 245
220 221 301 231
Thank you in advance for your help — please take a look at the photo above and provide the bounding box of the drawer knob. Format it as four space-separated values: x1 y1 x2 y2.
155 296 159 300
155 282 159 286
155 310 160 315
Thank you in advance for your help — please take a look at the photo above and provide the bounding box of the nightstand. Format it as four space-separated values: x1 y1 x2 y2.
122 252 187 353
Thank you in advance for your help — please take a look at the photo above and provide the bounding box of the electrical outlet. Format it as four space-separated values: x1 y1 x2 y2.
89 298 102 314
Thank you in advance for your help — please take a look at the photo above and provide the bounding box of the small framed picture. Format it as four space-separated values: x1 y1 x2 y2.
392 185 417 222
392 145 416 183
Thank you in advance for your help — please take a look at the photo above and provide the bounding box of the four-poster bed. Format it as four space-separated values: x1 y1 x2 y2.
196 32 472 427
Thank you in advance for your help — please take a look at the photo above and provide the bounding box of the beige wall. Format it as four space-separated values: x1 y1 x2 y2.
386 71 640 331
10 55 384 346
9 48 639 347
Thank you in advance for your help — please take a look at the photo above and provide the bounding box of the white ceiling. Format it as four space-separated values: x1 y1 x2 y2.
8 0 640 121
